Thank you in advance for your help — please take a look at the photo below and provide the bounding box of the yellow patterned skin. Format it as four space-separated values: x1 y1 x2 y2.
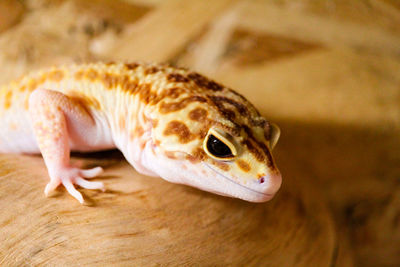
0 62 282 203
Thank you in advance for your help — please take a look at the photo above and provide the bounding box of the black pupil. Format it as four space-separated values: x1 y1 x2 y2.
207 135 233 158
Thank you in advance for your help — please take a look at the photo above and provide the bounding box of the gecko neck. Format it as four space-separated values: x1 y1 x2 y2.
110 91 158 177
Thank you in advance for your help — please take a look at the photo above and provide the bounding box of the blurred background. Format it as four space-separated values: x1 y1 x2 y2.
0 0 399 266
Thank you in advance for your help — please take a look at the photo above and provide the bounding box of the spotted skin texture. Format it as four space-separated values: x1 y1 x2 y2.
0 62 281 203
164 120 195 144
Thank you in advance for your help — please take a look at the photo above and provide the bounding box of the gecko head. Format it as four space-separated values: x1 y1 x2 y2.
138 70 282 202
200 123 282 202
146 105 282 202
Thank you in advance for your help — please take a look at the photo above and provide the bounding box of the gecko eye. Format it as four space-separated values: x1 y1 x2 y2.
207 135 233 158
203 129 237 160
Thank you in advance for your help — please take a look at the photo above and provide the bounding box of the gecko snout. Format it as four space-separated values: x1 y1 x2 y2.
256 171 282 198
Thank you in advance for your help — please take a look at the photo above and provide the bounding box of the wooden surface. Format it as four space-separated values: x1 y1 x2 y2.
0 0 24 34
103 0 237 62
0 153 335 266
1 0 400 266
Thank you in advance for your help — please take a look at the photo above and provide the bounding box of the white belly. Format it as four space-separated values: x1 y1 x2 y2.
0 108 116 154
0 110 39 153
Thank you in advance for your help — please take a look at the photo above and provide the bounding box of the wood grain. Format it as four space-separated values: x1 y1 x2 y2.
0 0 24 33
0 153 335 266
103 0 237 62
214 48 400 128
236 1 400 56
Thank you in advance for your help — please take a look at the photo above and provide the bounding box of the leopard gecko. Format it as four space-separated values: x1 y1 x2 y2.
0 62 282 203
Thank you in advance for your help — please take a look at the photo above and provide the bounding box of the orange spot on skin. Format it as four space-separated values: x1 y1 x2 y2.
28 80 37 91
86 69 98 81
159 96 207 114
119 115 126 130
187 72 223 91
119 75 131 89
38 74 47 85
130 126 144 140
4 90 12 109
124 80 138 92
236 159 251 172
140 141 146 150
164 120 195 144
24 96 29 110
210 95 249 118
75 70 85 80
138 83 155 104
167 73 189 83
213 161 230 172
69 92 101 110
125 63 139 70
136 86 185 106
100 72 114 88
165 151 177 159
20 75 48 93
100 72 131 90
185 154 198 163
165 87 184 99
48 70 64 82
136 126 144 136
186 148 206 163
144 66 160 75
188 107 208 122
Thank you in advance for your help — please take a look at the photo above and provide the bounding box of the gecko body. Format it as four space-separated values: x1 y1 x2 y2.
0 62 281 203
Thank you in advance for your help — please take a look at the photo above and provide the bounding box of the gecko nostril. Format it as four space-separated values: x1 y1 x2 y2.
259 177 265 184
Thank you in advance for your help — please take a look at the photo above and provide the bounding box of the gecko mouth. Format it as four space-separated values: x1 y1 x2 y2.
155 148 274 200
203 163 273 197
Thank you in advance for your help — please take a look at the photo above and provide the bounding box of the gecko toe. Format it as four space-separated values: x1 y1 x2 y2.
46 166 105 203
80 167 104 178
76 177 105 191
62 179 84 204
44 180 60 196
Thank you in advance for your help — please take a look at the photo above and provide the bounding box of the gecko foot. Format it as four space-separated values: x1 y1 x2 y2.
45 166 105 204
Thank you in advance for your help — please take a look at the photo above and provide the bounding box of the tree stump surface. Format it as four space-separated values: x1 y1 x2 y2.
0 152 335 266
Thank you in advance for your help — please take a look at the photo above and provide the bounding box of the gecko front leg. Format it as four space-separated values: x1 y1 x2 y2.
29 89 105 203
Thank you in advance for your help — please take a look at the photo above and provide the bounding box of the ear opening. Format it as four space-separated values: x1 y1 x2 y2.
268 123 280 150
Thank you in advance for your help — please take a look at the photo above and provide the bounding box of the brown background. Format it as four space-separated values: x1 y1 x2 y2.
0 0 399 266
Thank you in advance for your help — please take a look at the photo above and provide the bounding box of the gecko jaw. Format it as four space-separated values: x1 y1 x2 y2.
203 162 277 202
